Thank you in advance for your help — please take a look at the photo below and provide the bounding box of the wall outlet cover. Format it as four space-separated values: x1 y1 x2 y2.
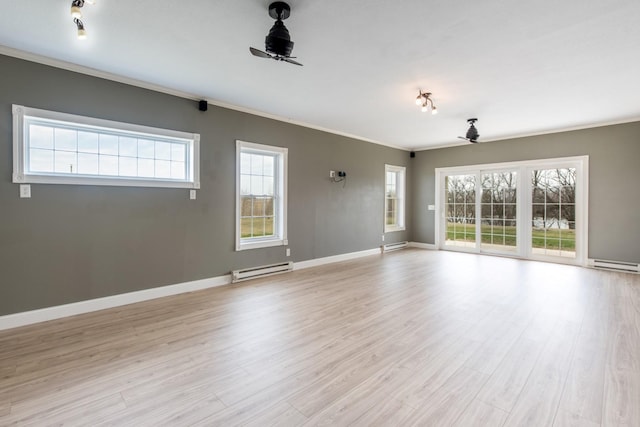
19 184 31 198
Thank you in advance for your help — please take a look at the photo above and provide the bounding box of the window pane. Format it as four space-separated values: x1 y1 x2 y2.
241 217 252 238
30 125 53 149
263 156 274 176
171 161 185 179
54 128 77 152
54 150 77 174
251 175 264 195
119 137 137 157
78 131 99 153
171 143 186 162
264 177 274 196
155 142 171 160
30 148 54 172
138 158 154 177
264 197 274 216
99 155 118 175
264 217 274 236
241 196 253 216
253 197 265 216
251 154 264 175
99 134 118 155
155 160 171 178
240 153 251 174
138 139 155 159
77 153 99 175
240 175 251 195
119 157 137 177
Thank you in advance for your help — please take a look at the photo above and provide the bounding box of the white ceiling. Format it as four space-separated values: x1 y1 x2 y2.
1 0 639 150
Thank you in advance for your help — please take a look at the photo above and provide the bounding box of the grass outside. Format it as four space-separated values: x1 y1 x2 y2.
241 217 274 238
446 222 575 250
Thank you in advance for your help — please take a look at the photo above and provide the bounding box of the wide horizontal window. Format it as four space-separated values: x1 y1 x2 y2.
12 105 200 189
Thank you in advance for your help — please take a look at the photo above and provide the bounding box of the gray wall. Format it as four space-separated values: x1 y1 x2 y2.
410 122 640 263
0 54 410 316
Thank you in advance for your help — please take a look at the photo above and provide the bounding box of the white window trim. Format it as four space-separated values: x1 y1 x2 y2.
235 140 288 251
384 164 406 233
434 155 589 266
12 104 200 189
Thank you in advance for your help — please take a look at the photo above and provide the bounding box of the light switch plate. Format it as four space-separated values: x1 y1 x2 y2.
190 190 196 200
428 204 435 211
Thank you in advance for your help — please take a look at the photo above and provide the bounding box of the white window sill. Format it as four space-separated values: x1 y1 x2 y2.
236 238 286 251
384 226 406 233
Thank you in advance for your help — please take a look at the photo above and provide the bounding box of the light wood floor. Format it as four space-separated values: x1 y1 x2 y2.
1 249 639 426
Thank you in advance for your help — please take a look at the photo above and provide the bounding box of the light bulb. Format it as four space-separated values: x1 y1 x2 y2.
77 28 87 39
421 103 428 113
431 106 438 115
415 95 422 106
71 5 82 18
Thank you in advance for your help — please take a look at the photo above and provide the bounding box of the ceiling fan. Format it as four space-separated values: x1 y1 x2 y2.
458 118 480 143
250 2 303 66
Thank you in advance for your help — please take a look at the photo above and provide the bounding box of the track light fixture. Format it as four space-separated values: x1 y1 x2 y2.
70 0 84 18
415 90 438 115
74 18 87 40
71 0 94 39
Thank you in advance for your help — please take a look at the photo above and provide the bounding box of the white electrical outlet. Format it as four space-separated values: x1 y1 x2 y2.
428 204 435 211
190 190 197 200
382 235 385 241
329 170 336 178
286 248 291 257
19 184 31 198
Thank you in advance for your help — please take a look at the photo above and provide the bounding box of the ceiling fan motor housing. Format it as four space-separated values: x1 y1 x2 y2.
265 20 294 56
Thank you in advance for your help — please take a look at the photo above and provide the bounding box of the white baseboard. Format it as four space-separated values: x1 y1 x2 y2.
294 248 381 270
409 242 437 250
0 274 231 331
0 247 384 331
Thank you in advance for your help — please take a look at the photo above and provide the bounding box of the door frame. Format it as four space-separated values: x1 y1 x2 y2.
435 155 589 266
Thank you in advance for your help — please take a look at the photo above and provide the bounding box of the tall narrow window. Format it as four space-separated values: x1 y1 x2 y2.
236 140 288 251
385 164 406 232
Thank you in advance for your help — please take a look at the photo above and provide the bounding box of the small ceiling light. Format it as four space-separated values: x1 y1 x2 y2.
416 90 438 114
70 0 84 19
74 18 87 40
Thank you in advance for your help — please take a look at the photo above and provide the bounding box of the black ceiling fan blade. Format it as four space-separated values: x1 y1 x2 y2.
283 57 303 66
249 47 273 58
457 136 478 143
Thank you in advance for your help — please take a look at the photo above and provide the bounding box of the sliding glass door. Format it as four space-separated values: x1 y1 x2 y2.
436 157 588 265
480 171 518 254
531 167 577 259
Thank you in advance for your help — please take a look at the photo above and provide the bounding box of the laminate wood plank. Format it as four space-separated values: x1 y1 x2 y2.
2 392 126 426
553 410 602 427
100 386 226 426
0 402 10 417
452 398 509 427
602 367 640 426
349 398 416 426
503 319 582 426
244 401 307 427
401 367 490 426
475 337 546 412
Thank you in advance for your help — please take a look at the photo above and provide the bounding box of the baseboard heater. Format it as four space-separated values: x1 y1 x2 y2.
381 241 409 253
231 261 294 283
591 259 640 273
